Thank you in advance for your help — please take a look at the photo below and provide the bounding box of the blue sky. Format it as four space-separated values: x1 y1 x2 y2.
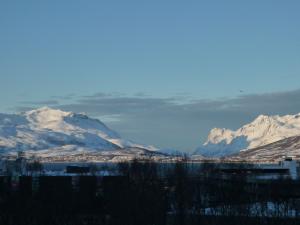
0 1 300 151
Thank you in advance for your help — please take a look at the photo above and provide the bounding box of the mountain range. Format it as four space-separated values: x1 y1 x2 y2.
0 107 169 162
1 107 300 162
195 113 300 160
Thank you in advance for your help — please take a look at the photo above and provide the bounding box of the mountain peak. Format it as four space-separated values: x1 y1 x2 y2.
0 107 155 154
253 114 270 123
195 112 300 157
24 107 72 123
206 128 234 145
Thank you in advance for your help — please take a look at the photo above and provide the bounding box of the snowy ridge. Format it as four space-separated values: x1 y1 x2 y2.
195 113 300 157
229 136 300 162
0 107 157 157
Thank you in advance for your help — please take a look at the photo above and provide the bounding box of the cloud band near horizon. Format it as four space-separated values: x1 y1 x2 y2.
15 89 300 152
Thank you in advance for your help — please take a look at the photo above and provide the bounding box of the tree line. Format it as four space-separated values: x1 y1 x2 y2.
0 160 300 225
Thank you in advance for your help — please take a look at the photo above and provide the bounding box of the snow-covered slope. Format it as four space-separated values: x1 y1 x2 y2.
195 113 300 157
229 136 300 162
0 107 156 156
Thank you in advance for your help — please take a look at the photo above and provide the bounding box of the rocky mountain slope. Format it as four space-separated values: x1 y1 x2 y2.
227 136 300 162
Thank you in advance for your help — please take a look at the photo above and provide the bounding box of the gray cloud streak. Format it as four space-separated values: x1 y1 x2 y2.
19 100 60 106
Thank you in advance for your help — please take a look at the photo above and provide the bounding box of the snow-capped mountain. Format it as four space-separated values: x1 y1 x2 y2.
195 113 300 157
0 107 159 161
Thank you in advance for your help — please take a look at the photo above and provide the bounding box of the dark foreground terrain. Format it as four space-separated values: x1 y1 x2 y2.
1 161 300 225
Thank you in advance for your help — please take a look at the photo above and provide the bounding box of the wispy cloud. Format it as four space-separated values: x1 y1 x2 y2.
19 100 59 106
50 93 77 100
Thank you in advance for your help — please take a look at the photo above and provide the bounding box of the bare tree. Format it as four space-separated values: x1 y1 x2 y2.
26 160 43 175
